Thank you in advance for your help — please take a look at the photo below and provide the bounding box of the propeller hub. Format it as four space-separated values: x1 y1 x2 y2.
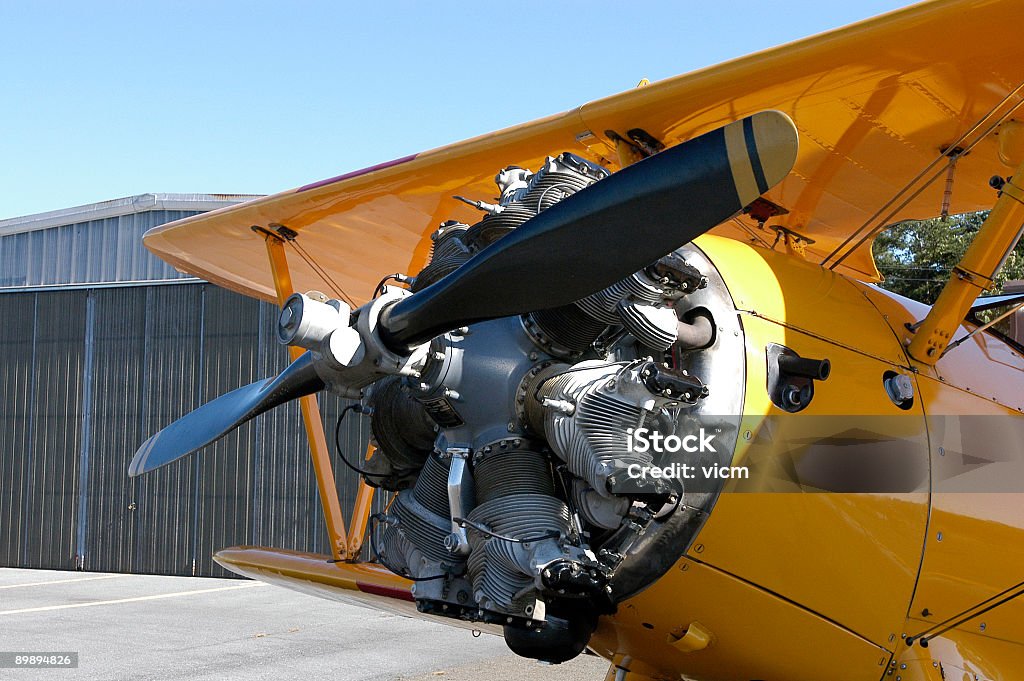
277 293 345 348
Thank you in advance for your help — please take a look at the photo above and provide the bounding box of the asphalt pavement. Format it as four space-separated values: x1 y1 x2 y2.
0 568 609 681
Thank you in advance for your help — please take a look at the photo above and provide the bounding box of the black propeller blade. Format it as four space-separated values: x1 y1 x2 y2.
128 351 324 476
129 111 797 477
380 110 798 349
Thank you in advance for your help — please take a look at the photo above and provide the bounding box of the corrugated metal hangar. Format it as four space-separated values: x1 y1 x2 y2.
0 195 375 577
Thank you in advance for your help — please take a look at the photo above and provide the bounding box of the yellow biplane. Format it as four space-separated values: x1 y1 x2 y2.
131 0 1024 678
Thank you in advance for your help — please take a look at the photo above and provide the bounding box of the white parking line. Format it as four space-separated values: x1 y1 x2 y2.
0 574 122 590
0 581 267 615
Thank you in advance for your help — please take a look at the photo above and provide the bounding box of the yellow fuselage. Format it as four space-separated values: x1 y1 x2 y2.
589 235 1024 681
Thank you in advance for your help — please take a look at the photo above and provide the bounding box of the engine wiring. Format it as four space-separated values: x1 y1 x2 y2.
452 516 561 545
372 272 413 299
333 403 387 479
368 512 459 582
337 401 460 583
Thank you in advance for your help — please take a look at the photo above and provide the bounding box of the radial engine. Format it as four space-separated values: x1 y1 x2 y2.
281 153 746 663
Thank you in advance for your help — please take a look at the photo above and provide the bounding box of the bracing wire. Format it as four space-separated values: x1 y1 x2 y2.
824 80 1024 269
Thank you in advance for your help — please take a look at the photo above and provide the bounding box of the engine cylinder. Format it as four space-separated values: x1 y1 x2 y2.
367 377 436 488
523 304 608 357
617 300 679 351
473 446 555 501
463 153 609 252
463 203 537 251
379 454 462 573
531 361 686 500
464 445 569 616
412 221 472 292
467 493 571 615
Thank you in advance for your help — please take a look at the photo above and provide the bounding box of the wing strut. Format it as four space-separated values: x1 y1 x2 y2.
264 234 376 561
906 152 1024 364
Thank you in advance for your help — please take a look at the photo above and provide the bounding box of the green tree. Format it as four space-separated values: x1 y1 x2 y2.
873 212 1024 304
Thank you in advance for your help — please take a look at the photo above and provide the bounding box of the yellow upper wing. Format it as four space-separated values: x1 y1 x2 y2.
145 0 1024 303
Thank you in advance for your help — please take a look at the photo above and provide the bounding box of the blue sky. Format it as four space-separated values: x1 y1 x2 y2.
1 0 913 220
